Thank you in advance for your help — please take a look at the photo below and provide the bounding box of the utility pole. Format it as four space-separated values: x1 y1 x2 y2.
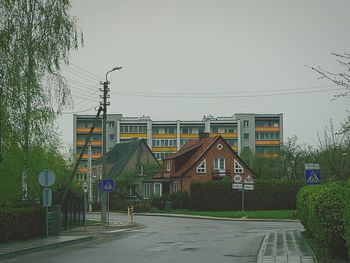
88 140 92 212
100 66 122 226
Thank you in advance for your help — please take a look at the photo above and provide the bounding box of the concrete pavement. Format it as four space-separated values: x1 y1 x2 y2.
256 231 316 263
0 218 132 260
0 212 316 262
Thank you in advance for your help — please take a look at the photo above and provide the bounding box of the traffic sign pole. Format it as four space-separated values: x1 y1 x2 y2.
241 189 244 212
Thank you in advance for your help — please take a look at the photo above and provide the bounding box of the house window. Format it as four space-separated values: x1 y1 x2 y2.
234 160 244 173
217 143 223 150
172 183 179 193
196 159 206 174
154 183 162 197
243 133 249 140
243 120 249 128
214 158 225 171
166 161 171 172
143 183 151 199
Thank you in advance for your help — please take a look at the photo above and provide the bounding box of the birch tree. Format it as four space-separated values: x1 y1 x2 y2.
0 0 83 200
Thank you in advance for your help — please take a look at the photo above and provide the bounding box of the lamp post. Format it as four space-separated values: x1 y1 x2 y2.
101 66 122 225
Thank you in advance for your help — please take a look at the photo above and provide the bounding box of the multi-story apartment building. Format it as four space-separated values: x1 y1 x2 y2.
73 113 283 179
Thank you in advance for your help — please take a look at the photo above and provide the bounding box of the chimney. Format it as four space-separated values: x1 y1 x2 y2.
199 131 210 141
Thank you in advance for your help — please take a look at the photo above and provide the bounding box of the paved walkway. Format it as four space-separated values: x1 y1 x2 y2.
256 231 316 263
0 220 132 260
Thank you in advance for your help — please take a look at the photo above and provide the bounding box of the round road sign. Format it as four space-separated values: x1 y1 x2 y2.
38 169 56 187
233 174 242 183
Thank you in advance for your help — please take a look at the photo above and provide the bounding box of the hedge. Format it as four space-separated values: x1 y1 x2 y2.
190 179 303 211
297 181 350 258
0 207 45 243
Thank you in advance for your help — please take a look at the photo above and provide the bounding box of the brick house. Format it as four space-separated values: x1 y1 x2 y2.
143 134 255 198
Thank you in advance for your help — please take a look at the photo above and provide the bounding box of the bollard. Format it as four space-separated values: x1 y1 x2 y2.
128 205 134 223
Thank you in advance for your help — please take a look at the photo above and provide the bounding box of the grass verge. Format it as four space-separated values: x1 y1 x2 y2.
150 209 297 220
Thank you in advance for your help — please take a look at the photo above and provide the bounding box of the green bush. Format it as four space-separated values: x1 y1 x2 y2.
0 207 45 243
190 179 303 211
343 197 350 257
297 182 349 258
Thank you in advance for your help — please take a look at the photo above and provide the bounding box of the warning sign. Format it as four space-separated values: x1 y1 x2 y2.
244 175 254 184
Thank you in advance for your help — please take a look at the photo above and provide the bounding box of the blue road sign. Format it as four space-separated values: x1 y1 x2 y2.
98 179 115 192
305 169 321 185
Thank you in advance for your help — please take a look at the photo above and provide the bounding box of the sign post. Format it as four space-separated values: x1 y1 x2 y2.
97 179 115 225
38 169 55 237
232 175 254 212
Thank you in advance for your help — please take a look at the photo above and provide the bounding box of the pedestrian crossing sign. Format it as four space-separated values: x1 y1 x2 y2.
305 167 321 185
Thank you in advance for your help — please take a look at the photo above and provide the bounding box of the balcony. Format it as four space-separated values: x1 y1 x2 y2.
256 152 280 158
255 126 280 132
76 127 102 133
120 133 147 139
212 169 230 180
210 132 238 138
152 134 177 139
255 140 281 146
76 140 102 146
152 147 177 152
76 153 102 159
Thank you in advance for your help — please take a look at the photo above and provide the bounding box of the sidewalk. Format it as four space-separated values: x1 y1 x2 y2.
256 231 316 263
0 220 133 260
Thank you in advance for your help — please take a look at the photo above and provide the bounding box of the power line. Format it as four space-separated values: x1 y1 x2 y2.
68 62 104 80
60 105 99 114
61 66 101 83
109 86 346 99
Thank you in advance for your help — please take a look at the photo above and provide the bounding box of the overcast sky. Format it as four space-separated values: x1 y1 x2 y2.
57 0 350 152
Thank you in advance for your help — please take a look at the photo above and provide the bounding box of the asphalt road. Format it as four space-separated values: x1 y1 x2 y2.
3 213 303 263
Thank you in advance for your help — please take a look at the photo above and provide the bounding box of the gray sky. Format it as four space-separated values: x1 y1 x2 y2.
57 0 350 151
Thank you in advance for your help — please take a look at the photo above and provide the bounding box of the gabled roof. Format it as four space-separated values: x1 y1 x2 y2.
95 139 156 177
159 135 255 178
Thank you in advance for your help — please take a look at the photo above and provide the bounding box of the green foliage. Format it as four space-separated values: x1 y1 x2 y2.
190 179 303 211
0 141 73 206
151 192 190 210
297 182 350 258
0 207 45 243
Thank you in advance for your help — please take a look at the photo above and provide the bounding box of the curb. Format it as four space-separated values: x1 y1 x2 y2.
135 212 300 223
0 236 94 260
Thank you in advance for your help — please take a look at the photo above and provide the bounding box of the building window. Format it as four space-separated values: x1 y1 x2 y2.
217 143 223 150
196 159 206 174
109 134 115 140
172 183 179 193
154 183 162 197
143 183 151 199
152 128 159 134
164 127 176 134
243 133 249 140
181 127 192 134
214 158 225 171
166 161 171 172
243 120 249 128
234 160 244 173
211 127 219 133
108 121 115 128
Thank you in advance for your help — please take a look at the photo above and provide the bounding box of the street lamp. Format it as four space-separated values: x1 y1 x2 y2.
101 66 122 225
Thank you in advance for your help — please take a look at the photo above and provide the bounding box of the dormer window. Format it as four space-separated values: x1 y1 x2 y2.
166 161 171 172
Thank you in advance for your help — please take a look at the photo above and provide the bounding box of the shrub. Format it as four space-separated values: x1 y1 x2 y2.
190 179 303 211
297 182 349 258
0 207 45 243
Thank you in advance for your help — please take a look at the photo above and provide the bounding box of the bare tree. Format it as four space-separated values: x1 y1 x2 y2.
309 52 350 134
